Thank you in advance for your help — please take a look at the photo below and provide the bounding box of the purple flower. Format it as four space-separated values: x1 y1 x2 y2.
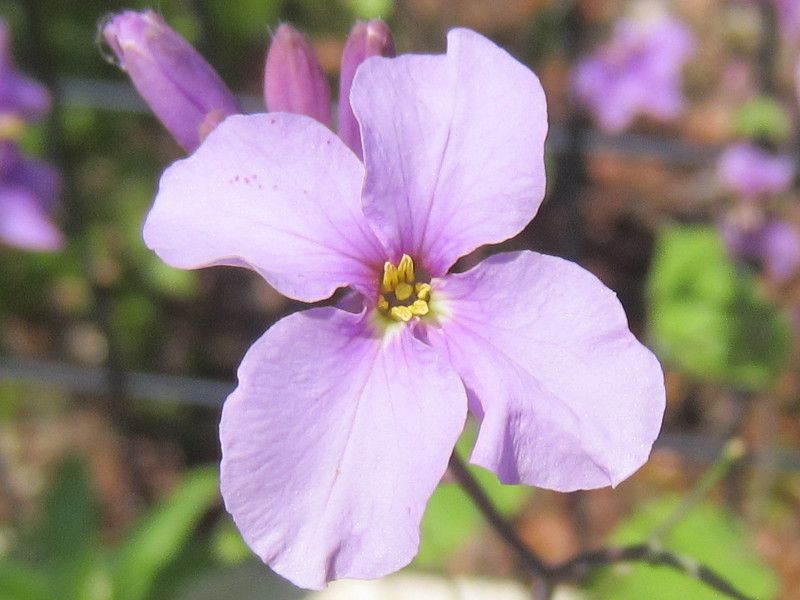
773 0 800 39
717 143 795 200
143 29 665 588
0 19 51 129
573 14 695 132
0 141 62 251
101 10 241 153
721 210 800 280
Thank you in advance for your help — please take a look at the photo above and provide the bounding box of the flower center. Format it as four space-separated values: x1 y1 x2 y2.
377 254 431 322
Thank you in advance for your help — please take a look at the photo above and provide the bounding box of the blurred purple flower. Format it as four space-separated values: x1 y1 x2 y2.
721 210 800 280
773 0 800 39
101 10 241 153
573 14 695 132
717 143 794 200
0 141 62 251
143 29 664 588
0 20 61 251
0 19 51 130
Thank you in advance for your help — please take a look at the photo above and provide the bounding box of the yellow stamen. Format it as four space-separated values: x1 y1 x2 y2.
381 261 398 293
409 300 429 316
377 254 433 323
397 254 415 282
394 282 413 301
390 305 413 322
414 283 431 301
0 115 24 141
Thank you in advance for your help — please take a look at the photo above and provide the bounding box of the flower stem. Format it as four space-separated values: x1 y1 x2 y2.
447 451 755 600
447 451 549 578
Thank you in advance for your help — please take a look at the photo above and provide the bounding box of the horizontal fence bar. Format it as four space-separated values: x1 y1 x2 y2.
57 77 720 166
2 355 799 471
0 355 233 408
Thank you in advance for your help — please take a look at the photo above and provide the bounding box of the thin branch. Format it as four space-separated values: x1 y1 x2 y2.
447 452 549 578
547 543 756 600
448 451 756 600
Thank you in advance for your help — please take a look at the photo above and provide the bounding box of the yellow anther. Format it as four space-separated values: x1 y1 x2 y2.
0 115 24 141
395 282 413 301
390 305 413 322
409 299 429 316
376 254 433 323
397 254 415 283
381 261 398 293
414 283 431 301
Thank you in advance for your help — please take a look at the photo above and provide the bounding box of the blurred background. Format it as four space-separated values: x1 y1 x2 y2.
1 0 799 598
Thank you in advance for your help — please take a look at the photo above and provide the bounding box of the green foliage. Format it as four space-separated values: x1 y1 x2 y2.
0 562 52 600
32 458 99 600
414 424 531 568
211 519 253 566
647 225 789 391
111 465 220 600
347 0 395 19
587 497 778 599
732 96 792 145
0 460 222 600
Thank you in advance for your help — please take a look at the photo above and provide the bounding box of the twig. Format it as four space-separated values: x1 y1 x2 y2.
446 452 549 578
649 437 746 541
447 451 756 600
547 543 755 600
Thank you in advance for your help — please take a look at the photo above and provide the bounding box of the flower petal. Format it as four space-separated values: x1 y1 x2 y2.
351 29 547 275
143 113 386 301
425 251 665 491
0 186 62 250
220 307 467 589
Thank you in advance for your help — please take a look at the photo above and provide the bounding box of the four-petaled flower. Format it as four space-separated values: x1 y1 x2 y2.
143 29 665 589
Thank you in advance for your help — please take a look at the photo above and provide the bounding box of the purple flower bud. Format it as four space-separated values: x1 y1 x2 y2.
101 10 240 152
338 20 395 158
264 24 331 126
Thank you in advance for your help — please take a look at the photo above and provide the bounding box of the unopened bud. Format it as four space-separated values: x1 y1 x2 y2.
338 20 395 158
264 24 331 125
101 10 240 152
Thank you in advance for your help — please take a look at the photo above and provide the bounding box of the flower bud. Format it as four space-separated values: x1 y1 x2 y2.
264 24 331 125
338 20 395 158
101 10 240 152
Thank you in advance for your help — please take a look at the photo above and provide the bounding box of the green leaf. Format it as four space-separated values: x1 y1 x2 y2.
211 518 253 566
647 225 789 390
346 0 395 19
731 96 791 145
112 466 220 600
0 560 51 600
414 425 531 568
587 498 778 600
30 457 100 600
